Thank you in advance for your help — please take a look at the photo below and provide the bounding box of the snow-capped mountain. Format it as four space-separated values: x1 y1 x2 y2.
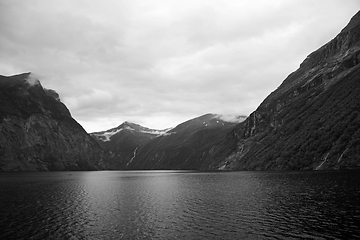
126 114 245 170
90 114 246 170
91 121 171 142
90 122 172 169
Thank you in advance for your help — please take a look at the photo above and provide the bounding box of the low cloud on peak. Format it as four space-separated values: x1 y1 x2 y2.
215 114 247 123
25 73 41 87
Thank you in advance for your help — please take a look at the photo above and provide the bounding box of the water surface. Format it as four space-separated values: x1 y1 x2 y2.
1 170 359 239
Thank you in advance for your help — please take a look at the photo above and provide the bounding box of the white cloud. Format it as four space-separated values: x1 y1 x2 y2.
215 114 246 123
1 0 359 131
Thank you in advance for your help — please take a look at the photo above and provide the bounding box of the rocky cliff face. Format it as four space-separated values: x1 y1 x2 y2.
0 73 106 171
208 11 360 170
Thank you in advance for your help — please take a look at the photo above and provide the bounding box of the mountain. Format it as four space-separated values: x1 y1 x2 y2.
206 10 360 170
126 114 245 169
4 11 359 171
0 73 106 171
90 122 170 169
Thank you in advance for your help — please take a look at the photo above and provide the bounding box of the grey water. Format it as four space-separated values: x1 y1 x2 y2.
0 171 360 239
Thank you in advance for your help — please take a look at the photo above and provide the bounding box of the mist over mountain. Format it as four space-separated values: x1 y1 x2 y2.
0 73 106 170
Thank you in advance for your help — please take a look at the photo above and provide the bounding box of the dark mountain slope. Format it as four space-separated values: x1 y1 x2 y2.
168 113 236 133
208 10 360 170
127 114 244 169
0 73 106 171
91 122 168 169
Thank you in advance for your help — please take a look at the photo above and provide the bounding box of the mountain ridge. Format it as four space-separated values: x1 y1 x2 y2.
91 113 246 169
91 121 171 142
0 73 106 171
90 121 171 169
126 114 244 169
2 11 360 171
206 10 360 170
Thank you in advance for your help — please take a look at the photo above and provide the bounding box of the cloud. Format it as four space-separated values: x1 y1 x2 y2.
215 114 246 123
25 73 41 86
1 0 359 132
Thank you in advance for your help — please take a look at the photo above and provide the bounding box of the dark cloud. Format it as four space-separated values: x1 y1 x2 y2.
1 0 359 131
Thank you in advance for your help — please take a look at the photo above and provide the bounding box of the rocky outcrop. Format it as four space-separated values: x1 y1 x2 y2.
208 10 360 170
0 73 106 171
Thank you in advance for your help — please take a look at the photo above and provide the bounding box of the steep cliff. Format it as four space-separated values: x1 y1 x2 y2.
209 11 360 170
0 73 106 171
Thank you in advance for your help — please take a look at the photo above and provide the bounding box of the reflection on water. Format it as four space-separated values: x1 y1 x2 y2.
0 171 360 239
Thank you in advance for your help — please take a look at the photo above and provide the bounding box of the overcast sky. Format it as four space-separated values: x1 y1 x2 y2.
1 0 359 132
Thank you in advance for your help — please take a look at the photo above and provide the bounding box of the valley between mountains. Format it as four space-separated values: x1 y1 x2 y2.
90 114 246 170
1 11 360 171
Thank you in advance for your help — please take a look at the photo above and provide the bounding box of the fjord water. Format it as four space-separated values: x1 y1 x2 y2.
1 171 359 239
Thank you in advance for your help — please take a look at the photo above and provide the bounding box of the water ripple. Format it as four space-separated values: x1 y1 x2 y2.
1 171 360 239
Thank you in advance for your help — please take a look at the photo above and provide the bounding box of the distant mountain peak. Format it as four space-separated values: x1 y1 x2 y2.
168 113 245 134
91 121 170 142
123 121 136 126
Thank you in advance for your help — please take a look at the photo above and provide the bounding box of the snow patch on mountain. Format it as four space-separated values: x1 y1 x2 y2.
92 128 124 142
140 128 171 135
91 123 173 142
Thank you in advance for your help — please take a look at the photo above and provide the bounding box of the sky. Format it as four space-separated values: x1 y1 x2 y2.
1 0 359 132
